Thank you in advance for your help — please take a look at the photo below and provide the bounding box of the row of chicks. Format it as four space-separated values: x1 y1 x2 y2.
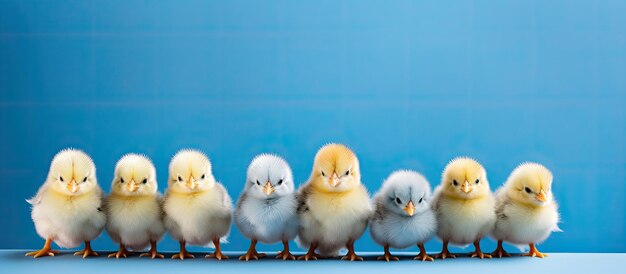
27 143 560 262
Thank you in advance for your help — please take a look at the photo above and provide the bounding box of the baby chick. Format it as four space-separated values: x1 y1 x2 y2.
491 162 560 258
27 148 106 258
105 154 165 259
163 149 232 260
432 157 495 259
370 170 437 262
296 143 371 261
234 154 298 261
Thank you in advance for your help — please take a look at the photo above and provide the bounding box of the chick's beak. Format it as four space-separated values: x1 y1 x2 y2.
263 181 275 195
536 189 547 202
126 179 138 192
461 180 472 193
403 201 416 216
186 177 197 190
330 173 340 187
66 178 79 193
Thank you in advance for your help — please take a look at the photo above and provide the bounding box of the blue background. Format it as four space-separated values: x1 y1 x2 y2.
1 0 624 253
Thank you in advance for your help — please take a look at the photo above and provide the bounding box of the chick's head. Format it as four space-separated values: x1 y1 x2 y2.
381 170 432 217
46 148 98 195
505 162 553 207
168 149 215 193
111 154 157 196
310 143 361 192
245 154 294 199
441 157 490 199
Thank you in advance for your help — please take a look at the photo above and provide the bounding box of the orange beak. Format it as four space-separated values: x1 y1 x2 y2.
186 176 197 190
263 181 275 195
126 179 138 192
66 178 79 193
461 180 472 193
403 201 416 216
330 173 340 187
536 189 547 202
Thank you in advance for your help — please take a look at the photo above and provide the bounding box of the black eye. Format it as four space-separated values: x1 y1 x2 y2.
524 187 532 194
453 180 458 186
120 178 124 183
142 178 147 184
59 176 64 182
418 197 423 203
321 171 326 177
256 180 261 185
201 174 205 180
344 170 350 176
475 179 480 184
177 176 182 182
395 197 402 204
277 179 283 185
83 177 88 182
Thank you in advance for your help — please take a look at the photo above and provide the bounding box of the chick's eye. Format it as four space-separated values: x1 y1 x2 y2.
277 179 283 185
177 176 182 182
475 179 480 184
524 187 532 194
142 178 147 184
59 176 64 182
418 197 423 203
395 197 402 204
321 171 326 177
452 180 458 186
256 180 261 185
120 178 124 183
201 174 205 180
344 170 350 176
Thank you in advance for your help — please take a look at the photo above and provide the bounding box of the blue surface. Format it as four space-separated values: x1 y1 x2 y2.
1 0 625 253
1 251 622 274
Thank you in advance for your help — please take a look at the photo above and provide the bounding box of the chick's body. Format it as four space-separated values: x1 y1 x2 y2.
163 149 232 260
105 154 164 259
297 144 371 261
28 149 105 258
370 170 437 261
234 154 298 260
432 157 495 259
491 163 559 258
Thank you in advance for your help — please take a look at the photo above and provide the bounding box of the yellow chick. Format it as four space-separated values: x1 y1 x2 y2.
105 154 165 259
491 162 560 258
27 149 105 258
432 157 496 259
296 143 371 261
163 149 232 260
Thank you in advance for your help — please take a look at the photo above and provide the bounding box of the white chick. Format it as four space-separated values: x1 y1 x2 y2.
105 153 165 259
163 149 232 260
491 162 560 258
296 143 372 261
27 148 106 258
234 154 298 261
370 170 437 262
432 157 496 259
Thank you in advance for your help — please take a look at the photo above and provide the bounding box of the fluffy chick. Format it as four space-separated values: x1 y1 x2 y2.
370 170 437 262
432 157 495 259
491 162 560 258
234 154 298 261
163 149 232 260
27 149 106 258
296 143 371 261
105 154 165 259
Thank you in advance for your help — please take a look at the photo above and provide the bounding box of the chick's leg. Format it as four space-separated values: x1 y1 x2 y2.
206 238 229 260
25 238 59 258
140 240 164 259
108 243 132 259
522 243 548 258
297 241 321 261
341 239 363 261
377 244 398 262
239 239 264 261
171 241 194 260
491 240 511 258
414 243 434 261
276 239 296 260
469 241 492 259
74 241 99 258
434 240 456 259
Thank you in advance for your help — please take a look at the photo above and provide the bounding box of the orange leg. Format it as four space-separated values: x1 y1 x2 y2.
414 243 434 261
74 241 99 258
377 244 399 262
108 243 132 259
491 240 511 258
522 243 548 258
297 242 321 261
140 240 164 259
341 239 363 261
171 241 195 260
239 239 266 261
25 238 59 258
434 240 456 259
276 240 296 260
206 238 229 260
469 241 492 259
